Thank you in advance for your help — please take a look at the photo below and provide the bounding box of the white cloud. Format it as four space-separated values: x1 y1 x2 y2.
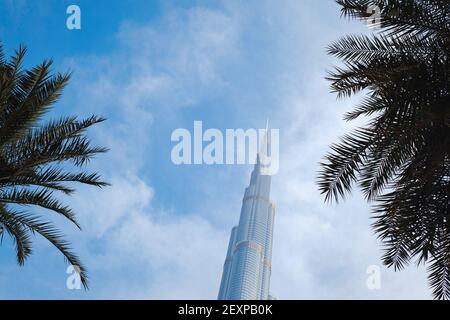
40 0 431 300
55 5 242 300
99 212 227 299
75 176 154 238
263 4 429 298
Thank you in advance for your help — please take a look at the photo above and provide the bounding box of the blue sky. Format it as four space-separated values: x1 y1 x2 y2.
0 0 431 299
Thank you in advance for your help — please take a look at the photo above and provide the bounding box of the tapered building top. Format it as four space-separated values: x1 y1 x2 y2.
218 125 275 300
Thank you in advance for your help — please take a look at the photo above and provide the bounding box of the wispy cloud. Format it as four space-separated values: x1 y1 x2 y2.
0 0 431 299
59 5 240 299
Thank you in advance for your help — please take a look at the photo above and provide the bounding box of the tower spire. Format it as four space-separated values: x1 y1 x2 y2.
258 119 271 176
218 121 276 300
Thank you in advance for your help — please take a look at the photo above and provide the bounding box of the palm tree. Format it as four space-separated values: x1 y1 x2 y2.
318 0 450 299
0 44 108 289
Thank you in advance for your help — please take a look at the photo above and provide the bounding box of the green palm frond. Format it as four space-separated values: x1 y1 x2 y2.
318 128 373 203
327 33 438 62
0 46 27 114
319 1 450 299
0 43 108 289
4 167 109 194
0 207 89 289
0 188 79 228
0 204 32 265
0 61 71 146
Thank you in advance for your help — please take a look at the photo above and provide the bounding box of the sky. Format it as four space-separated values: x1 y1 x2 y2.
0 0 431 299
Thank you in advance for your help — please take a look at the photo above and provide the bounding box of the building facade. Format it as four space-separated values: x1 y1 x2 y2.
218 154 276 300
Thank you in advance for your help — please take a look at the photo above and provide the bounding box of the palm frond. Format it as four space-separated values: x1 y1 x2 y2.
318 128 373 202
0 61 71 146
0 207 89 288
320 0 450 299
0 204 32 265
0 43 109 289
0 188 79 228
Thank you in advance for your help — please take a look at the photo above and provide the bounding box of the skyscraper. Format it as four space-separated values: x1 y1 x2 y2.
218 132 276 300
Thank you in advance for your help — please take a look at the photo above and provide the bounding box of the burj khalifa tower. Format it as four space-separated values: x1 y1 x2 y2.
218 129 276 300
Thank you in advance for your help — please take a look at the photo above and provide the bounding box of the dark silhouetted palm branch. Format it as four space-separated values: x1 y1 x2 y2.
0 44 109 289
318 0 450 299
